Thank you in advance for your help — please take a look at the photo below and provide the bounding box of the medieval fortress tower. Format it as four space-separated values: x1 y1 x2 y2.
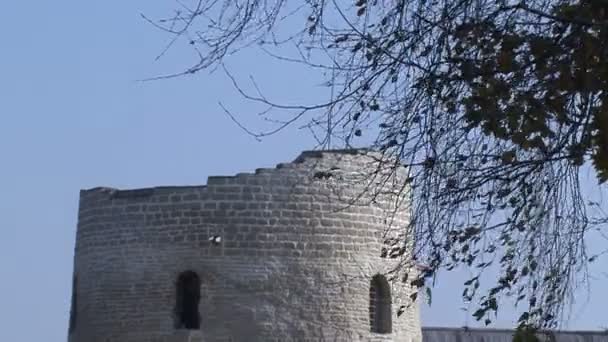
68 150 422 342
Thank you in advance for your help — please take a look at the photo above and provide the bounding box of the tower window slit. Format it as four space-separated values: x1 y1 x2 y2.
369 274 392 334
175 271 201 329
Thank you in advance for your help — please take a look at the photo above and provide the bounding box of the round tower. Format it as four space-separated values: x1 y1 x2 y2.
68 150 422 342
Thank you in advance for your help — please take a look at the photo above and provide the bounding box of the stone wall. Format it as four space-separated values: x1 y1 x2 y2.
68 150 421 342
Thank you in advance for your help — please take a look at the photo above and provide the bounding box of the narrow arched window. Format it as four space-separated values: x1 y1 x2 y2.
68 275 77 333
175 271 201 329
369 274 392 334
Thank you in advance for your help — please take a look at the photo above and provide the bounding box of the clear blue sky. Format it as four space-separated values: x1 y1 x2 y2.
1 2 606 341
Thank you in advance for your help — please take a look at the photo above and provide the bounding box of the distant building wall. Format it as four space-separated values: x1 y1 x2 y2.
422 327 608 342
68 150 421 342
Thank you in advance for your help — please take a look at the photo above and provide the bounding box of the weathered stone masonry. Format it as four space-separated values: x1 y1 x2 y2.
68 150 422 342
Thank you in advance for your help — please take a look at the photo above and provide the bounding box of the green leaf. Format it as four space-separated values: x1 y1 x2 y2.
488 297 498 311
397 305 406 317
500 150 516 164
518 312 529 323
473 308 485 321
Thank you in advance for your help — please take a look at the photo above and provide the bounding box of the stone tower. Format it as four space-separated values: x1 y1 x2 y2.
68 150 422 342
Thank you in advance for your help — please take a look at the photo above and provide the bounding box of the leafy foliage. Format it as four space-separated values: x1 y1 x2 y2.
148 0 608 329
512 325 541 342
